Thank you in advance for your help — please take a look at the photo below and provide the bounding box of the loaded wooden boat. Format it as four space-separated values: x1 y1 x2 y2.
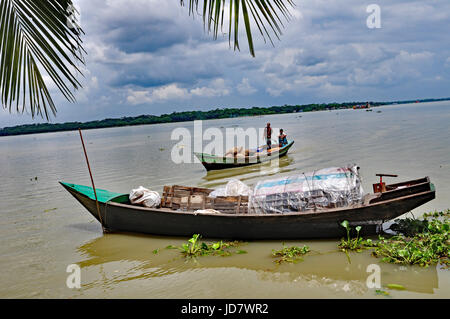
194 140 294 171
60 176 435 239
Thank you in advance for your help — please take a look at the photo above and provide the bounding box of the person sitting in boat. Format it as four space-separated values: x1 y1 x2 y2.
278 129 288 147
263 122 273 150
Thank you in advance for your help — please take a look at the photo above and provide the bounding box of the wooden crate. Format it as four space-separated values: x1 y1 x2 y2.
161 185 249 214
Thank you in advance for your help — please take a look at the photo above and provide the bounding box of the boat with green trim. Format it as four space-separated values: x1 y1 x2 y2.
60 176 435 239
194 140 294 171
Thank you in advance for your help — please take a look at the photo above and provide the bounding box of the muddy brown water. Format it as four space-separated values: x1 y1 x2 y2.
0 101 449 298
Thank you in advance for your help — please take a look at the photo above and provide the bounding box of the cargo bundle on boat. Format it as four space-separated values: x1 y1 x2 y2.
160 185 249 214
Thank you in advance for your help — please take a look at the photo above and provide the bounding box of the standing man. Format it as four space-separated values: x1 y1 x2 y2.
263 122 273 150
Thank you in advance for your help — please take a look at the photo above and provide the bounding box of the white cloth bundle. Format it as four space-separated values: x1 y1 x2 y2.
129 186 161 208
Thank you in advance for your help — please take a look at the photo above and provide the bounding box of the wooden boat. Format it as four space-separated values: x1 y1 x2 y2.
194 140 294 171
60 176 435 239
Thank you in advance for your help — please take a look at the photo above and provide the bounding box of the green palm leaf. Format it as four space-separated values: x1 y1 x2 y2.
1 1 293 120
180 0 295 57
0 0 85 119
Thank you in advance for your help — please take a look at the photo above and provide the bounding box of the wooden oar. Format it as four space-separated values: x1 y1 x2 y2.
78 128 105 232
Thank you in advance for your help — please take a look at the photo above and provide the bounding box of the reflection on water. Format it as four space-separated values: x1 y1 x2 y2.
0 102 449 298
75 233 439 298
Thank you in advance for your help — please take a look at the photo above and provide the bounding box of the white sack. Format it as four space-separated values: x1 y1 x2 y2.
129 186 161 208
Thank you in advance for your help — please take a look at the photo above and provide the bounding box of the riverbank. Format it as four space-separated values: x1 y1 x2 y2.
1 97 449 137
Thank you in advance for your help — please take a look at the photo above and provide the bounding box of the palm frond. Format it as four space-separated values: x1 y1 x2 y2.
0 0 85 119
180 0 295 57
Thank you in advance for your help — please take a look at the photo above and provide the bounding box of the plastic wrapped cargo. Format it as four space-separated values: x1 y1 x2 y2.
209 179 253 198
249 165 364 214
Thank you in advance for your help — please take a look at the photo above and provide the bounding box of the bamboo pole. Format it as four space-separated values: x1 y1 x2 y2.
78 128 105 231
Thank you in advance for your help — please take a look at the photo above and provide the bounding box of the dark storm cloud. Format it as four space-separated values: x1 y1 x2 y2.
104 17 189 54
106 55 223 88
1 0 450 126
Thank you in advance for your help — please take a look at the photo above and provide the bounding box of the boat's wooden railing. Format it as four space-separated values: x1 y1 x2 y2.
368 177 432 204
386 177 429 189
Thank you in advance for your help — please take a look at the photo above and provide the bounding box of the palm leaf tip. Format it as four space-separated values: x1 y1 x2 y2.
0 0 85 119
180 0 295 57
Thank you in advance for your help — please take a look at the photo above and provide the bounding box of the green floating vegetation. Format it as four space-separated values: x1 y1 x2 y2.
338 210 449 268
389 211 448 236
388 216 429 237
272 244 311 264
372 210 449 268
160 210 448 268
386 283 405 290
375 289 390 296
168 234 245 258
338 220 376 253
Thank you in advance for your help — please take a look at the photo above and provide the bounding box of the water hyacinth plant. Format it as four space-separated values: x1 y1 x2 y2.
163 211 449 268
372 210 449 268
338 220 376 253
174 234 246 258
337 211 449 268
272 244 311 264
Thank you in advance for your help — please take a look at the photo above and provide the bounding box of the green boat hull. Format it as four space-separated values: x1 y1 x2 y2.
195 140 294 171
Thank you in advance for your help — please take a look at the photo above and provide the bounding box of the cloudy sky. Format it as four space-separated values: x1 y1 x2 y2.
1 0 450 127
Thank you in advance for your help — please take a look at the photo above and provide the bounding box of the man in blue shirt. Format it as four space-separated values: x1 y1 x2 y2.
278 129 288 147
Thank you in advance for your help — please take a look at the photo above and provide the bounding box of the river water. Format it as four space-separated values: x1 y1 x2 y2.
0 101 449 298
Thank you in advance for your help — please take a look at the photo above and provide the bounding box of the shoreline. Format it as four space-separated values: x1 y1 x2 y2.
1 98 449 137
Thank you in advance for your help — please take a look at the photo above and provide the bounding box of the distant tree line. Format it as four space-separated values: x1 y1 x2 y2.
1 98 448 137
